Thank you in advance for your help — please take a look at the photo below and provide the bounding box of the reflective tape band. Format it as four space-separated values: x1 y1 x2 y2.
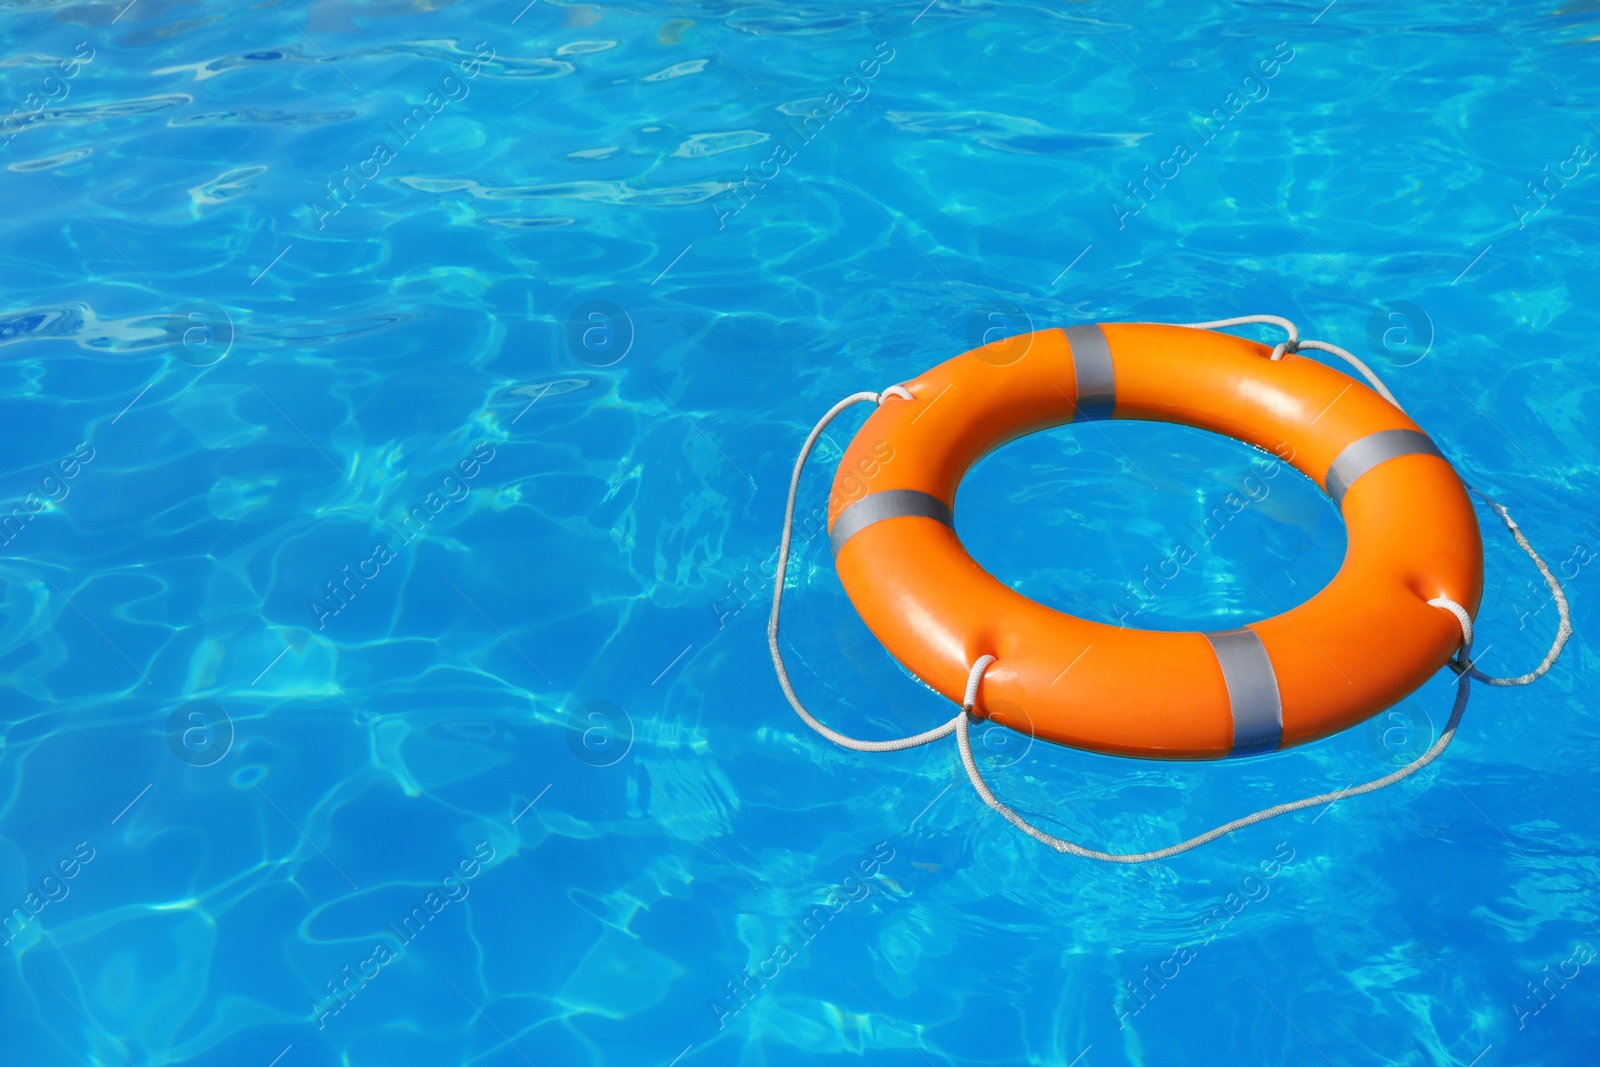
1064 324 1115 421
830 489 954 556
1204 628 1283 757
1324 428 1446 509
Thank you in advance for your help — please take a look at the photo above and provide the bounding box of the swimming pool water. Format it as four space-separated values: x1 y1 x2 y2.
1 1 1596 1065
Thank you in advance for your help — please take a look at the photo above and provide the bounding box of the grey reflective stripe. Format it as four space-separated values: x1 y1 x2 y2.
1324 428 1446 508
1204 628 1283 757
1064 324 1115 421
829 489 954 556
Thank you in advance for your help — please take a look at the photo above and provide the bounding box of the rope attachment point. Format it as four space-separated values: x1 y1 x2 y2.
1427 596 1475 674
963 655 996 717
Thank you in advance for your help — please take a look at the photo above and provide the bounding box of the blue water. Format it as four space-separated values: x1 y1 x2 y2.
1 2 1595 1064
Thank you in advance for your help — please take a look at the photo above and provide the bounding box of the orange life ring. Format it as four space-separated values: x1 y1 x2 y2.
826 323 1483 760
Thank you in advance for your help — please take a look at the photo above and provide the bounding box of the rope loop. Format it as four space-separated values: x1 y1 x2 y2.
1462 487 1572 686
1293 338 1402 408
1178 314 1299 346
946 601 1478 864
878 385 913 404
768 389 964 753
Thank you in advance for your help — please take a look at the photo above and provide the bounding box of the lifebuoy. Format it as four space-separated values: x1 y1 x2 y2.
826 323 1483 760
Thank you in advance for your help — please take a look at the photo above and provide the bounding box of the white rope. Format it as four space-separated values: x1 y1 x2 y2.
1294 338 1402 407
770 315 1573 859
955 640 1474 863
1168 315 1401 398
1177 314 1299 345
1172 314 1300 361
1463 486 1572 686
952 554 1559 862
767 387 964 753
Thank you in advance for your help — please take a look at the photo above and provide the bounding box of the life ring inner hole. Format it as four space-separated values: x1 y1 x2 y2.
953 418 1349 634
